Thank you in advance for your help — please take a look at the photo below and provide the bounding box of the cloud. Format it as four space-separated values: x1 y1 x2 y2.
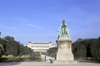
1 18 33 24
0 25 18 30
20 19 31 23
11 32 57 37
49 0 59 5
1 18 12 21
82 16 100 26
25 23 44 29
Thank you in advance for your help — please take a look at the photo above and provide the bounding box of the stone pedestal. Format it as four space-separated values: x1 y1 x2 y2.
52 36 77 64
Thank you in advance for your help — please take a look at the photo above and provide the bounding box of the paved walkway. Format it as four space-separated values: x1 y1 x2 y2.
0 62 100 66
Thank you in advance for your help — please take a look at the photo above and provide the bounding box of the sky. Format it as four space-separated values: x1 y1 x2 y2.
0 0 100 45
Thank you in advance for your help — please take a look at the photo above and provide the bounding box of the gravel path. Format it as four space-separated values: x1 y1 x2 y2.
0 62 100 66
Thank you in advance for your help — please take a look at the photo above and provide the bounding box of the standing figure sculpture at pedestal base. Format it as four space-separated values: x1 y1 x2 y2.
52 20 78 64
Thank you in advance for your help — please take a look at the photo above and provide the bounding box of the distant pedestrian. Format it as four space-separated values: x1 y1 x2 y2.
14 61 15 63
45 56 46 61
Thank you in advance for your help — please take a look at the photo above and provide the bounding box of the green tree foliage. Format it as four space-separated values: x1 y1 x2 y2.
0 36 34 56
47 47 57 57
72 42 86 59
3 36 14 41
72 37 100 60
0 44 4 57
35 52 41 59
0 38 7 51
0 36 41 62
18 44 33 56
89 39 100 60
6 40 19 56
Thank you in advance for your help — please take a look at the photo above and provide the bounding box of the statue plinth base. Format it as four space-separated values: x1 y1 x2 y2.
52 36 78 64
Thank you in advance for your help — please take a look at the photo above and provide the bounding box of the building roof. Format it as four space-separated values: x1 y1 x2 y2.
30 42 50 44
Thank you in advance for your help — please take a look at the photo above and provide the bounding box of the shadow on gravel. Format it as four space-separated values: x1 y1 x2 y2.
0 62 21 66
79 60 100 63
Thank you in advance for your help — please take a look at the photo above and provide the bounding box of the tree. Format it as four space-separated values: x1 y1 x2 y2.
72 37 100 60
6 41 19 56
72 41 86 59
0 38 7 52
47 47 57 57
89 39 100 60
0 44 4 57
4 36 14 41
18 44 33 56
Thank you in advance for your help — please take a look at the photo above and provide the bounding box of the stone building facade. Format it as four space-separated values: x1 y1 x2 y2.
27 42 56 52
